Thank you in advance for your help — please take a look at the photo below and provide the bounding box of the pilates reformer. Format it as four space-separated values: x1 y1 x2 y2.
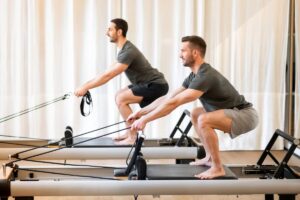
0 129 299 200
0 109 205 161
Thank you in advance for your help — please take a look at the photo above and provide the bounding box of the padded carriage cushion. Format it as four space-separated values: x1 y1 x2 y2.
146 164 237 180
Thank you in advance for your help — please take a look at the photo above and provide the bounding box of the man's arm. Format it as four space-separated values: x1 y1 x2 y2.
131 88 203 131
127 87 186 122
138 87 186 116
75 63 128 96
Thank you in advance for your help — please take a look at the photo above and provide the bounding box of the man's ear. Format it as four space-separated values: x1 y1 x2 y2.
117 29 123 36
192 49 199 57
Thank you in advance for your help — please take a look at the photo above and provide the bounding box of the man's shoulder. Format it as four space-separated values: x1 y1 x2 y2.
118 41 136 56
120 41 138 54
123 40 136 50
198 63 213 74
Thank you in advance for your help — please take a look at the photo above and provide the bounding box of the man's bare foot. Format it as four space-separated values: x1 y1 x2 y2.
113 132 129 141
115 136 136 145
194 166 225 179
190 157 212 166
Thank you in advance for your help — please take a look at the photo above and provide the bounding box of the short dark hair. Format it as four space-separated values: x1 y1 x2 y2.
110 18 128 37
181 36 207 57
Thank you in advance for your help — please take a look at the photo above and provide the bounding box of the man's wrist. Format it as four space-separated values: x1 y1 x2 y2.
140 115 150 124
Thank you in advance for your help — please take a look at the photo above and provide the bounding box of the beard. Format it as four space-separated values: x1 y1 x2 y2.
108 35 117 43
182 57 195 67
109 38 117 43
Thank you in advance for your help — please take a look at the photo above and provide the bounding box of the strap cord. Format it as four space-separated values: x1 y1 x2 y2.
0 93 71 124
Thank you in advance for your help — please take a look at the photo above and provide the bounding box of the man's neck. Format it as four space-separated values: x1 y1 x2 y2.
116 37 127 49
190 60 205 74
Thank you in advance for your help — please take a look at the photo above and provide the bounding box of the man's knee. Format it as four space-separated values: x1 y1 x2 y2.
115 91 127 107
190 107 205 123
197 114 210 129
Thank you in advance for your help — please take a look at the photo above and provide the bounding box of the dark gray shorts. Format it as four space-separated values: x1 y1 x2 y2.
128 83 169 108
224 107 259 138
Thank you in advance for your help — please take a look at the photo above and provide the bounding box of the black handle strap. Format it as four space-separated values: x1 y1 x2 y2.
80 91 93 117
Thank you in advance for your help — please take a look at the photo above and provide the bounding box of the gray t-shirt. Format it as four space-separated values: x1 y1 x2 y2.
117 41 167 85
182 63 248 112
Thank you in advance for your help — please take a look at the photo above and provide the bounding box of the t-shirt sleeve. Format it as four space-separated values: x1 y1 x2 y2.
182 73 192 88
183 73 212 93
117 49 135 65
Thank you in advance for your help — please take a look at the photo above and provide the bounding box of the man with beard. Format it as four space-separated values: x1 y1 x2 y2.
75 18 169 144
128 35 258 179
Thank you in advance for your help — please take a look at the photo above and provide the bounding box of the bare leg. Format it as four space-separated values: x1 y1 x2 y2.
195 127 225 179
189 108 212 166
192 109 232 179
113 96 133 140
114 87 143 144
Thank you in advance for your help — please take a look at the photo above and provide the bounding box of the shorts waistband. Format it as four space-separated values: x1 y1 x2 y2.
232 102 253 110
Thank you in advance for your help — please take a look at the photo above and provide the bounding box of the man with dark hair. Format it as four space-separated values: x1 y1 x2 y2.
128 35 258 179
110 18 128 37
75 18 169 144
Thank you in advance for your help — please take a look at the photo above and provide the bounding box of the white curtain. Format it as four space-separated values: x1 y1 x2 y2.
203 0 289 150
0 0 122 139
295 0 300 140
0 0 289 150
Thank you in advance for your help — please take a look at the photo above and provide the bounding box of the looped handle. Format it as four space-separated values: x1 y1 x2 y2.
80 91 93 117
